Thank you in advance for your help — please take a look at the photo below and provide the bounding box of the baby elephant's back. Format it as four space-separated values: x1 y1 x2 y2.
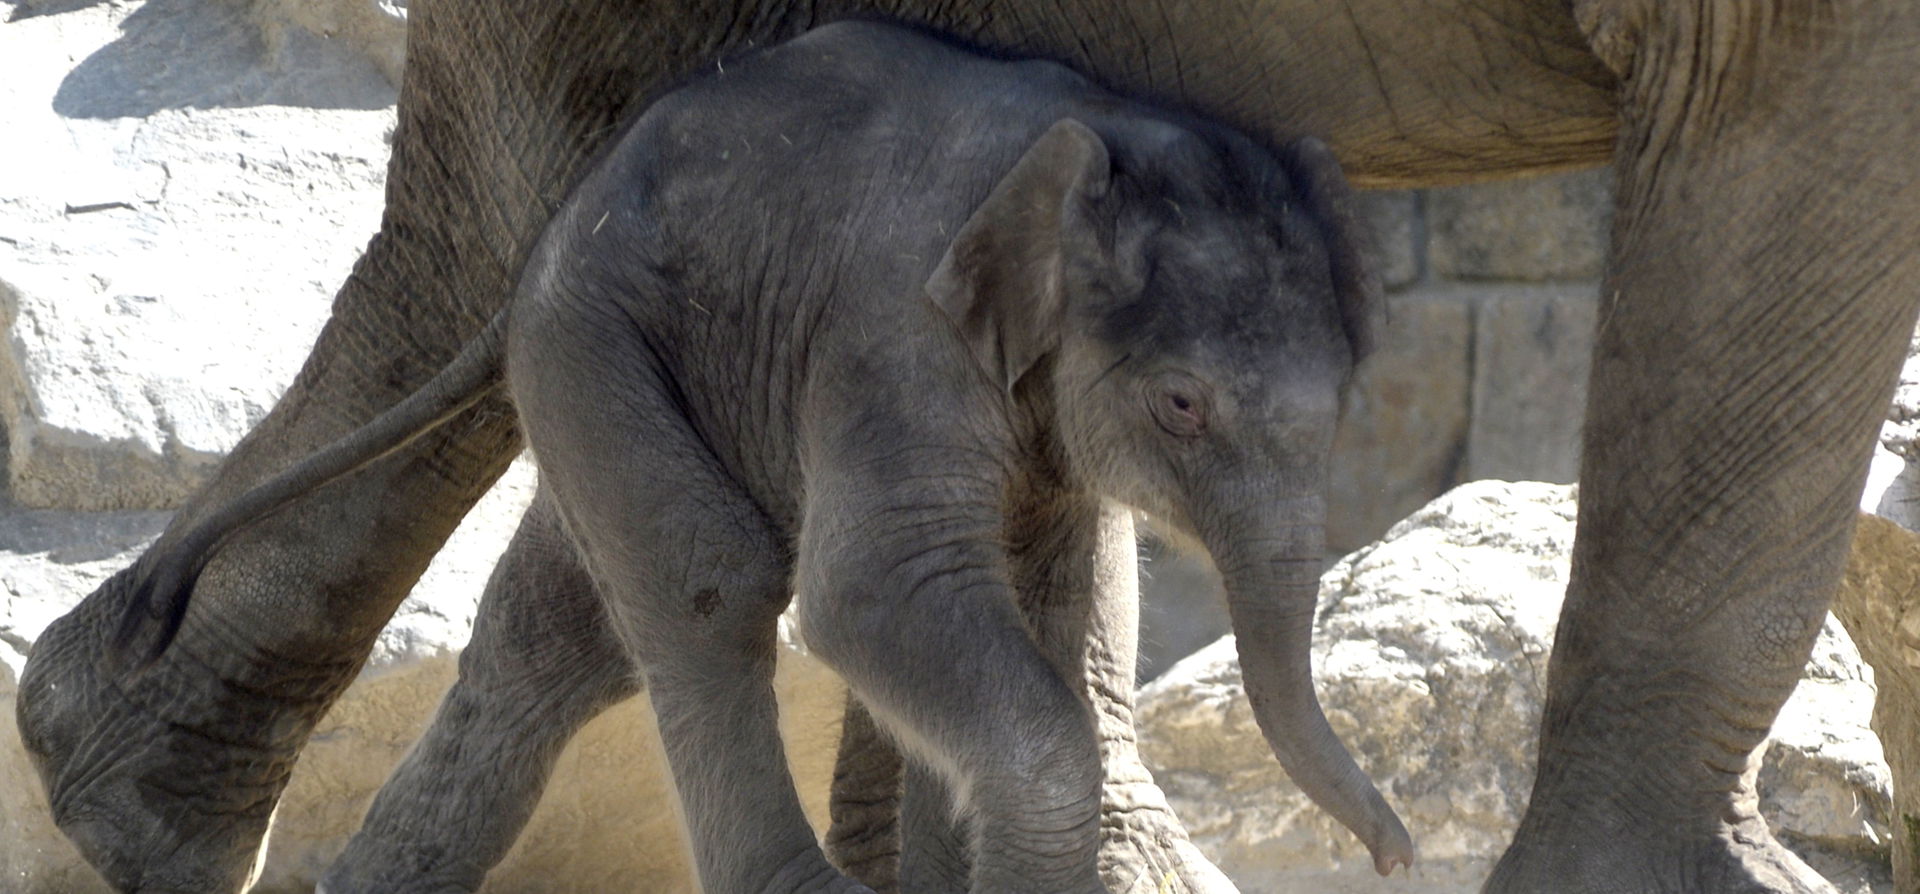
610 21 1110 249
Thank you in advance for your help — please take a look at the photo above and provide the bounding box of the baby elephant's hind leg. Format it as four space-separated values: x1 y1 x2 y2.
514 309 865 894
321 492 639 894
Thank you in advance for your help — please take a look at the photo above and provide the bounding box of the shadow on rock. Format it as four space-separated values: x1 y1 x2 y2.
52 0 394 119
8 0 112 23
0 498 168 564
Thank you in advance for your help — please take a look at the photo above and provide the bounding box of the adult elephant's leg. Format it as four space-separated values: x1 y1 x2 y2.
1487 3 1920 892
321 491 639 894
895 763 978 893
826 698 904 891
12 3 673 890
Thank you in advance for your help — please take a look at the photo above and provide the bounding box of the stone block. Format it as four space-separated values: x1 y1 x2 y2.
1465 283 1599 484
1354 190 1421 289
1427 169 1612 281
1137 536 1231 682
1328 288 1473 554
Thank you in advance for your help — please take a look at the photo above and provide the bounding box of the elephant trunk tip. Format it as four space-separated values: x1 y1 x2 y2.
1336 759 1413 875
1367 816 1415 876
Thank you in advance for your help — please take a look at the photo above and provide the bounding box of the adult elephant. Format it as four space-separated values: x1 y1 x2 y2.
16 1 1919 892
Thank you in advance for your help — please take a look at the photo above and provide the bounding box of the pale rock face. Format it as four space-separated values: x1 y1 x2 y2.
1137 481 1893 894
0 0 396 510
1869 329 1920 533
1877 327 1920 462
1833 514 1920 891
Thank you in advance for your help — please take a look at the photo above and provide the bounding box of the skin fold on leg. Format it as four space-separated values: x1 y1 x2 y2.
896 762 980 893
827 485 1235 894
796 433 1105 893
1075 508 1237 893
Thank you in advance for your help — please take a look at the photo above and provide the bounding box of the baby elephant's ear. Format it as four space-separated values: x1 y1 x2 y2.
927 118 1111 393
1279 136 1383 364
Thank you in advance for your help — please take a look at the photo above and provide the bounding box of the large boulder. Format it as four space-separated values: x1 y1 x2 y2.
1137 481 1894 893
1833 513 1920 893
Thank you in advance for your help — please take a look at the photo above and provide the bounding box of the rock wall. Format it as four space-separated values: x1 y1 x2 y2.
1329 173 1608 554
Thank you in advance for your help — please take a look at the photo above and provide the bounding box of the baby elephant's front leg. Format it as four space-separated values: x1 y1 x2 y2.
798 483 1105 894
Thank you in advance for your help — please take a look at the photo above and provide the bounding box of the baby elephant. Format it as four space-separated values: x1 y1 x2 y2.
120 18 1409 893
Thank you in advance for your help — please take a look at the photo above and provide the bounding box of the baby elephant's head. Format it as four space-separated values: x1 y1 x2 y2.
926 117 1410 874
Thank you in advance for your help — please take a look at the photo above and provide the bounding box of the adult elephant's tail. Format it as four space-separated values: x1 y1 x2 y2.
113 310 514 669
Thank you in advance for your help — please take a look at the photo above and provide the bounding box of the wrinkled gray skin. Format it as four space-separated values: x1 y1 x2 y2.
17 1 1920 893
110 23 1403 893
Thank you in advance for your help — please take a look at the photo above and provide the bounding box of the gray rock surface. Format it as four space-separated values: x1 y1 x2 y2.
244 0 410 87
1354 190 1421 290
1877 326 1920 462
1463 283 1597 484
1426 170 1612 282
1328 289 1472 554
1869 328 1920 534
1137 481 1893 893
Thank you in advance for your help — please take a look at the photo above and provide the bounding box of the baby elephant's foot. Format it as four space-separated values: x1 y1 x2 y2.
1098 779 1238 893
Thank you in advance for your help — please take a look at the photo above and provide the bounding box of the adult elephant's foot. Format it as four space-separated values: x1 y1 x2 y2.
1484 663 1837 894
17 569 349 892
1486 804 1833 894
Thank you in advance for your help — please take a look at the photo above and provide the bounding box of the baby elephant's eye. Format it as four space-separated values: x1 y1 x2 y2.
1150 385 1208 438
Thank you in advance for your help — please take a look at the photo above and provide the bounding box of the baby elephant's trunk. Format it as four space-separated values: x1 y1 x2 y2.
1212 509 1415 876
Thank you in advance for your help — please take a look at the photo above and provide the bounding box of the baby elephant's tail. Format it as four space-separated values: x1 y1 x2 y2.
113 310 513 670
